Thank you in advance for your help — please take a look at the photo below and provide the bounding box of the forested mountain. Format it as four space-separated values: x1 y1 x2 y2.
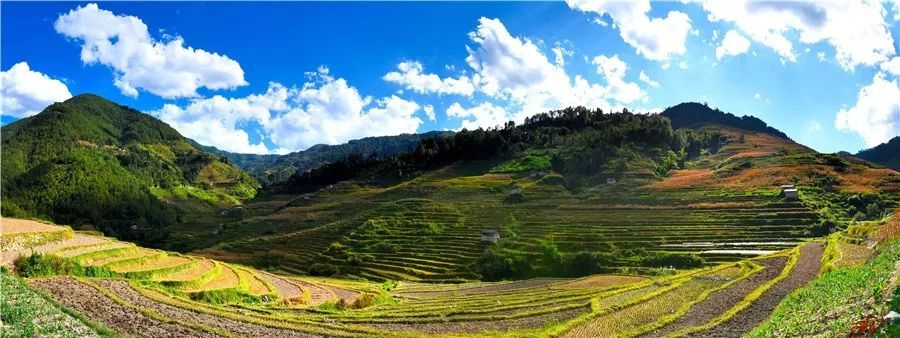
661 102 791 139
856 136 900 170
276 104 753 194
1 94 257 246
197 131 450 186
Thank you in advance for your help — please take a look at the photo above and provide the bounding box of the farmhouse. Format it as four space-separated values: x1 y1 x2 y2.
606 178 617 185
781 184 799 201
480 228 500 243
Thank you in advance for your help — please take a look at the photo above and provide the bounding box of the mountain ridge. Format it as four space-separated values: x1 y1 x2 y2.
1 94 257 246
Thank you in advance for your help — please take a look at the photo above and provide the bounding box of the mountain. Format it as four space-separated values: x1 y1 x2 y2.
193 104 899 282
856 136 900 170
197 131 452 186
1 94 257 246
661 102 791 139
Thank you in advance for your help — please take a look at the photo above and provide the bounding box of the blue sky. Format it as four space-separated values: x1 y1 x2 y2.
2 1 899 154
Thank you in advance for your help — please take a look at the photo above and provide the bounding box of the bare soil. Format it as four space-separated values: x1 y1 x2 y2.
1 219 63 234
94 280 320 337
643 256 789 337
28 277 211 338
258 271 304 300
362 305 590 334
687 242 825 337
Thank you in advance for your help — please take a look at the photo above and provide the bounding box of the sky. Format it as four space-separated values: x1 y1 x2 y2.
2 1 899 155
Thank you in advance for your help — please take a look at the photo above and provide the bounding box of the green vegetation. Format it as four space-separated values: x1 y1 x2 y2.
748 239 900 336
1 268 115 337
1 94 257 247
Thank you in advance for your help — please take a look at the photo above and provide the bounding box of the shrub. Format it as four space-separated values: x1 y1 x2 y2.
565 251 618 277
351 293 375 309
470 248 533 281
14 253 78 277
308 263 340 277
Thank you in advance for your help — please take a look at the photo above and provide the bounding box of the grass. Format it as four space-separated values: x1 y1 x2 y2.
746 239 900 337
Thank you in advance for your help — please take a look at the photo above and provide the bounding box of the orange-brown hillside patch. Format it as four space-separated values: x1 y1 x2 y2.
644 169 715 190
876 212 900 244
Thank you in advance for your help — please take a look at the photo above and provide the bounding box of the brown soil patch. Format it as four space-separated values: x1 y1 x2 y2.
258 271 304 301
1 218 64 234
28 277 210 338
644 256 789 337
364 306 589 335
94 280 318 337
688 242 824 337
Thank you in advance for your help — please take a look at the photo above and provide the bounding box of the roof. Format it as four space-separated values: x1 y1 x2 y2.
784 188 798 193
481 228 499 235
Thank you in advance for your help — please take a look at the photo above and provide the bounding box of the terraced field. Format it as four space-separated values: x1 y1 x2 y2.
7 217 882 337
198 166 821 281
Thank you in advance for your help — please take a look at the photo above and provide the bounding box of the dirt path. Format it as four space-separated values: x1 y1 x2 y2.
687 242 825 338
28 277 211 338
362 305 590 334
94 280 320 337
643 256 788 337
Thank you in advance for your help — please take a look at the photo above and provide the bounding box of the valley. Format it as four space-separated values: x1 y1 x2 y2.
2 96 899 337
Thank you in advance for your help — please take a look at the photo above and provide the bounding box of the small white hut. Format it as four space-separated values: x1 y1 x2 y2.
781 184 799 201
480 228 500 244
606 178 617 185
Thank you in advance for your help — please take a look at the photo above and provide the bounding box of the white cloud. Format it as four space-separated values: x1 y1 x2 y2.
566 0 692 61
55 3 246 98
552 43 574 66
446 102 509 130
382 61 475 96
0 62 72 118
835 73 900 147
156 68 422 154
702 0 895 70
638 70 659 88
423 104 436 121
881 57 900 77
753 93 762 100
592 55 647 103
716 29 751 59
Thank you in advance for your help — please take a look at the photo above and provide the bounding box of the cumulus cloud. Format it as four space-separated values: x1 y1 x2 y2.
716 30 751 59
383 17 653 130
1 62 72 118
702 0 895 70
155 68 422 154
834 73 900 147
423 104 436 121
382 61 476 96
566 0 692 61
592 55 647 103
882 57 900 77
446 102 509 130
55 3 246 98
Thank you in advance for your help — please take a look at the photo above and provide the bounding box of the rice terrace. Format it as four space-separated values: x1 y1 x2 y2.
2 1 900 337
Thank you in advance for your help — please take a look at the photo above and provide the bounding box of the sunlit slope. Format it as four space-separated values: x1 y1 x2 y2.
0 94 257 246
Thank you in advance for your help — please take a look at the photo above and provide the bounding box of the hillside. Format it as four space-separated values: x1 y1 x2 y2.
185 104 899 282
0 94 258 246
198 131 451 185
856 136 900 170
